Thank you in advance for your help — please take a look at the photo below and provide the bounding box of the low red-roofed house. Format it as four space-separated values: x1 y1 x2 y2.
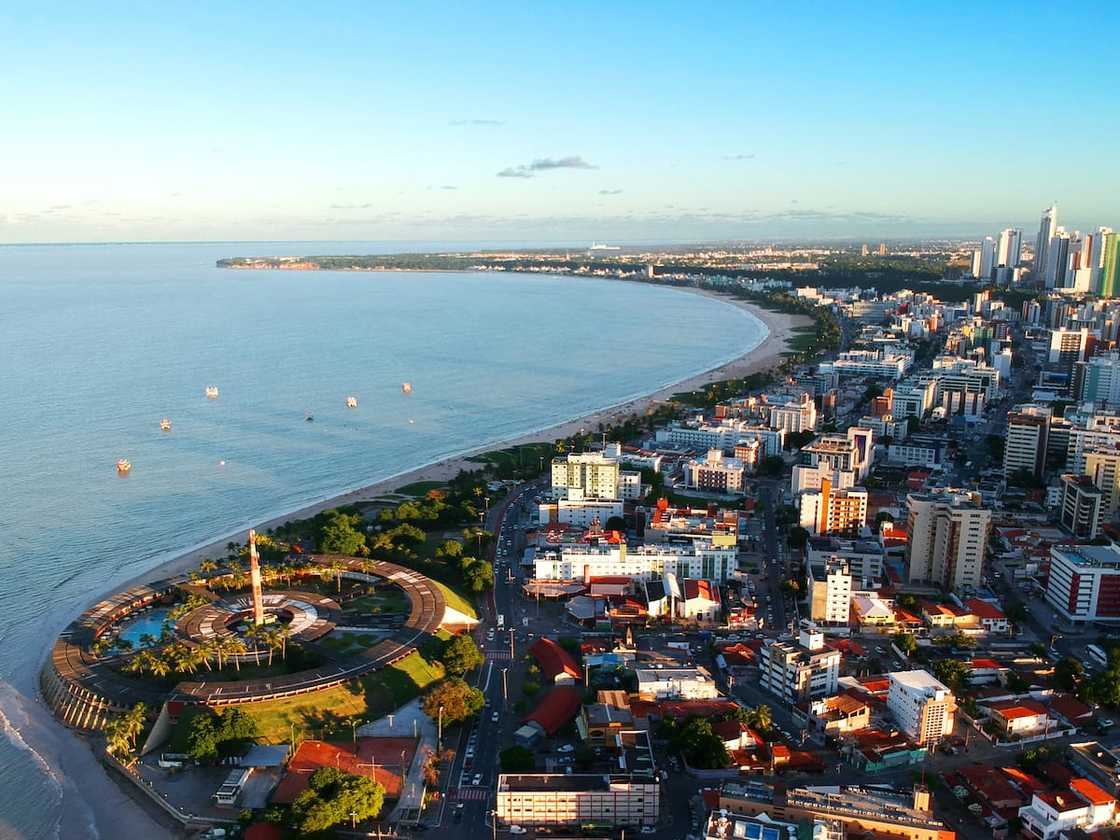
1020 779 1117 838
529 637 582 684
965 598 1010 635
1050 693 1093 726
986 698 1051 738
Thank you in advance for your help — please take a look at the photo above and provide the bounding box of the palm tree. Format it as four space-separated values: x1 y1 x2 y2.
199 558 218 575
91 637 113 658
122 652 148 676
321 558 345 594
260 628 283 667
149 655 171 680
138 633 156 650
750 704 773 733
245 626 263 666
224 637 247 671
123 703 147 748
278 625 291 661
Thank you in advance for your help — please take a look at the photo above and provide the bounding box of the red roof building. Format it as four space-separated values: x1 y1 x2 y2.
523 686 582 735
529 637 583 684
271 738 413 804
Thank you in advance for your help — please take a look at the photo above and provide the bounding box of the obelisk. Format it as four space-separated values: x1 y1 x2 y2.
248 529 265 626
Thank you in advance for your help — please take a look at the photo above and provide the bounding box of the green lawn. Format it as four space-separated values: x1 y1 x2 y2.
241 650 445 742
347 588 409 614
434 580 477 619
320 631 380 656
392 480 448 497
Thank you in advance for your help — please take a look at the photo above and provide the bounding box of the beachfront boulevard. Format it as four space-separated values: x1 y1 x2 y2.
41 554 454 728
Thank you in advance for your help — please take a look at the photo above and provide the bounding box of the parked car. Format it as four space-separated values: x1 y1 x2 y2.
557 744 575 753
509 827 527 835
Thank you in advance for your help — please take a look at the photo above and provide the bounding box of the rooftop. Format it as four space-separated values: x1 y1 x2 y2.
497 773 657 793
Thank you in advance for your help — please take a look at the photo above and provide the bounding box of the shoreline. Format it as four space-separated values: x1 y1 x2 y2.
105 287 808 596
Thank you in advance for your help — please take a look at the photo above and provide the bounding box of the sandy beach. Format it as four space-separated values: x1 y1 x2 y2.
115 288 809 590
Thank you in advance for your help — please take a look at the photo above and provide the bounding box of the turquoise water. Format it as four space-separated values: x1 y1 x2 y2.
114 608 172 647
0 241 767 839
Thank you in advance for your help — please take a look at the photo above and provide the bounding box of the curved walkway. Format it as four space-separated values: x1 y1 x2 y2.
42 556 447 728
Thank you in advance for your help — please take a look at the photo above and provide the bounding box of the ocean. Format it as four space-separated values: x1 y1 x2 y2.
0 241 767 839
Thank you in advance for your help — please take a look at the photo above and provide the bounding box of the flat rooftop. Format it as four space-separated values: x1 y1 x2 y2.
498 773 656 793
888 669 950 693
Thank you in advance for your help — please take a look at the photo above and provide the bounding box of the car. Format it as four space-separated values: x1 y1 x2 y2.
557 744 575 753
509 827 527 835
640 828 657 835
492 711 500 722
1101 718 1115 728
472 773 483 785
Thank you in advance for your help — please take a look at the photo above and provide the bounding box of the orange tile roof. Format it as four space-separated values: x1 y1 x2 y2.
1071 777 1116 807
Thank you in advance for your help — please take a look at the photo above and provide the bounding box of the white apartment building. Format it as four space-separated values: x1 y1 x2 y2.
886 670 956 745
551 445 641 502
685 450 745 493
1004 412 1049 480
768 393 818 434
906 489 992 593
800 428 874 484
1045 544 1120 625
759 627 841 704
818 349 911 380
857 414 909 443
535 541 737 583
496 774 660 828
791 462 857 495
656 419 758 453
807 556 853 626
733 426 786 458
886 437 949 470
891 378 937 420
806 536 884 586
538 496 624 529
1085 447 1120 517
635 667 720 699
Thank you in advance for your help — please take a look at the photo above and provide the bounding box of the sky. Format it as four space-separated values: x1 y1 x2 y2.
2 1 1117 243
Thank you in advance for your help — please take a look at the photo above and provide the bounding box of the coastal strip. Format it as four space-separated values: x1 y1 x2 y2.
106 288 807 597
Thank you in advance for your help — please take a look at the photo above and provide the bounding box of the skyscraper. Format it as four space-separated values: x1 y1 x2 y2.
997 228 1022 267
1046 228 1071 288
1102 232 1120 299
1034 204 1058 276
979 236 997 279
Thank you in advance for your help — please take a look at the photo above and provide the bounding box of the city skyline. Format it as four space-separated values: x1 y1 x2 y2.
3 2 1118 242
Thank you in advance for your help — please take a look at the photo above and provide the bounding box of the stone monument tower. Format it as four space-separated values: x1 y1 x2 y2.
248 529 265 626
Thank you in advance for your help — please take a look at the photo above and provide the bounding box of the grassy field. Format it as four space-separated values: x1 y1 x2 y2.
347 588 410 614
320 631 381 656
434 580 477 619
241 650 445 742
467 441 554 470
392 480 448 497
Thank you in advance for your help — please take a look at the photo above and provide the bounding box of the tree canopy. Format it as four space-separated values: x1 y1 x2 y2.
461 557 494 593
500 746 534 772
183 708 258 762
318 509 366 555
290 767 385 834
441 633 485 675
673 717 730 769
422 677 485 725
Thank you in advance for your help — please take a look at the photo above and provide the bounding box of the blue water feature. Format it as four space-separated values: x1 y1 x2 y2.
114 608 172 647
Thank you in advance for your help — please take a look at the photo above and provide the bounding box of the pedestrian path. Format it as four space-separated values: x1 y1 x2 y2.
486 650 512 660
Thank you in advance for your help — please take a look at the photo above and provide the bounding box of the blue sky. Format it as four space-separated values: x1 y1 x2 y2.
2 2 1116 243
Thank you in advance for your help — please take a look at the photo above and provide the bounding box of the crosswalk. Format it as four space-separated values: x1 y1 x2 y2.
454 787 491 800
486 650 512 660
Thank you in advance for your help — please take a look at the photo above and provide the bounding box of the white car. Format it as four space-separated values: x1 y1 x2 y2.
491 711 500 722
509 827 527 835
472 773 483 785
557 744 575 753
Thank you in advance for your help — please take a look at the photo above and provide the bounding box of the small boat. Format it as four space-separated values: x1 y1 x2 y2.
205 386 220 399
116 458 132 474
218 459 226 466
346 396 358 408
305 414 315 423
160 418 172 431
401 382 412 395
408 418 415 424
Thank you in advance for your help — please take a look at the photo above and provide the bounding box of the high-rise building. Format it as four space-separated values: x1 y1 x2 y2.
496 773 659 828
877 243 888 256
798 479 868 536
1059 474 1104 540
1035 204 1058 276
887 670 956 745
997 227 1022 267
1047 228 1071 288
1004 412 1049 481
1046 544 1120 625
1102 232 1120 299
979 236 997 279
1077 352 1120 407
860 243 870 257
551 446 641 500
807 556 852 625
1086 447 1120 518
759 626 841 703
906 489 992 593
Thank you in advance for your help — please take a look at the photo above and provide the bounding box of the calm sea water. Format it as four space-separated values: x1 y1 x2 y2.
0 242 766 839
